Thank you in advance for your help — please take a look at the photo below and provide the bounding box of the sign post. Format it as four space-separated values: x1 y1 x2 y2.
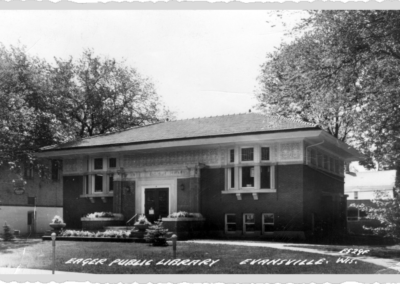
51 233 56 274
172 234 177 259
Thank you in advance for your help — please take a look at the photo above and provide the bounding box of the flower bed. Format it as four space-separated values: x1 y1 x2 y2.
81 212 124 231
162 212 205 240
42 229 144 243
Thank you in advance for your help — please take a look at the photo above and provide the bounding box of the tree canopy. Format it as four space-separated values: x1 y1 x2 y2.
0 45 172 175
256 10 400 169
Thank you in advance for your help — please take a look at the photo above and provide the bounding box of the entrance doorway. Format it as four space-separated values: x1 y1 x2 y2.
144 188 169 223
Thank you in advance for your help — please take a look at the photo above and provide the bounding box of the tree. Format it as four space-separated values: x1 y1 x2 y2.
0 44 63 175
48 50 172 138
144 220 169 246
256 10 400 169
0 45 173 178
351 160 400 240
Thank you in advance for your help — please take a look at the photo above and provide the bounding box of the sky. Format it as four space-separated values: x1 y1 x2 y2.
0 10 296 119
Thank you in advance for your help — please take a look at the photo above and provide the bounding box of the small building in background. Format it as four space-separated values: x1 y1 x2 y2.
345 170 396 235
0 160 63 236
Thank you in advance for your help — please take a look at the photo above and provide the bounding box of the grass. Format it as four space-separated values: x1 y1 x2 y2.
0 238 397 274
287 243 400 260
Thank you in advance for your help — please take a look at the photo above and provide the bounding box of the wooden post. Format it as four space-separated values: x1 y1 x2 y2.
51 233 56 274
172 234 177 259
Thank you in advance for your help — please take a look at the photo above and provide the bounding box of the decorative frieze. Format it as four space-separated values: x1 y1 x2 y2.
123 149 222 169
64 159 84 173
280 142 302 161
124 169 198 179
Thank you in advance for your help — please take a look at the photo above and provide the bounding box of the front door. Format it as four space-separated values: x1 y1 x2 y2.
144 188 169 223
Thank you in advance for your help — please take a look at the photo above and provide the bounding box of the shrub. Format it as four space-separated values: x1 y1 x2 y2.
144 220 169 246
3 222 15 241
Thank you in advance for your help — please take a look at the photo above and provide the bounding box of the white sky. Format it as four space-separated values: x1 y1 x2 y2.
0 10 295 119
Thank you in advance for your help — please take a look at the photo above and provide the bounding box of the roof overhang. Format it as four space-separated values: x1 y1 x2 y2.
305 131 365 162
36 128 364 162
37 128 321 158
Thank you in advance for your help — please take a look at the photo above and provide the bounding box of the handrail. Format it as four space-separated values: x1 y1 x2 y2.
126 214 137 226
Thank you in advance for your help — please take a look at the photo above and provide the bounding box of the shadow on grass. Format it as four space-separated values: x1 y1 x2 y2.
0 239 42 254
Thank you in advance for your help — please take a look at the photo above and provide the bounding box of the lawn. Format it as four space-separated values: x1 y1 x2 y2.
0 239 397 274
287 244 400 260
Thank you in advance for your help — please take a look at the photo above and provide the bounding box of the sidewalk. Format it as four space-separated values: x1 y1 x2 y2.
186 239 400 273
0 267 91 274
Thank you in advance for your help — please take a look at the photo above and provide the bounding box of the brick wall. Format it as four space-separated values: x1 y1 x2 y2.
63 176 113 229
303 166 346 235
177 177 200 212
199 165 305 233
0 162 62 207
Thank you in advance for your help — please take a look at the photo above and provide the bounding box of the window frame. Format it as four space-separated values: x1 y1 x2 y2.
260 146 270 162
243 213 256 233
225 145 276 191
240 147 255 163
24 163 34 180
225 214 237 233
262 213 274 234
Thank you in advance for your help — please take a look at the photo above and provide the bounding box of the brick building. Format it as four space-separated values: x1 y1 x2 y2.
0 160 63 235
37 113 362 239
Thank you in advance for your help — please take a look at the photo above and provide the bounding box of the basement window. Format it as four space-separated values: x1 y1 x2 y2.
225 214 237 233
243 213 255 232
262 213 274 234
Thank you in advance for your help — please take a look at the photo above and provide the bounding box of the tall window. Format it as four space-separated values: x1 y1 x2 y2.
225 214 236 232
109 175 114 192
261 147 270 161
94 174 103 192
260 166 271 189
229 149 235 163
243 214 255 232
51 160 61 181
241 167 255 187
228 168 235 189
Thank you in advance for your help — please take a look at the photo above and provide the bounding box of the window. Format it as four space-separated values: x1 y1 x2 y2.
109 175 114 192
51 160 61 181
243 214 255 232
261 147 270 161
225 214 236 232
354 191 358 200
94 158 103 170
241 148 254 162
109 158 117 168
317 152 323 168
228 168 235 189
94 174 104 192
84 175 89 195
260 166 271 189
330 157 334 172
225 146 274 191
24 164 34 179
310 149 317 166
241 166 254 187
262 213 274 233
323 155 329 170
229 149 235 163
347 207 367 221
